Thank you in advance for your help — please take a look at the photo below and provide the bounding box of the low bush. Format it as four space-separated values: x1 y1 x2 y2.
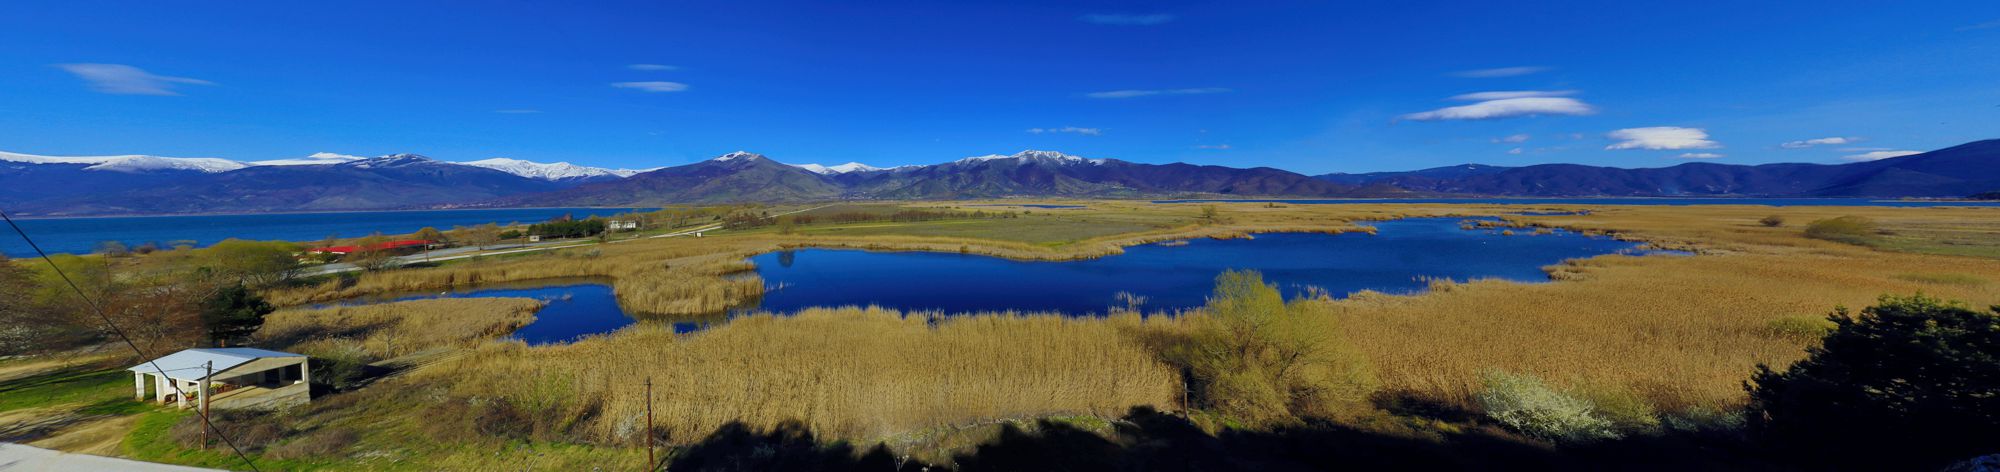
1168 270 1374 425
1802 215 1878 245
1474 371 1619 443
1758 215 1785 227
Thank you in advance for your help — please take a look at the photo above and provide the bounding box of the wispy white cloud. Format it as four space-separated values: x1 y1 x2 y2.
1676 152 1726 159
1079 13 1174 25
1507 147 1524 155
1451 90 1575 101
1196 144 1231 150
1450 66 1550 78
55 63 213 95
1027 126 1102 136
1842 150 1921 161
1604 127 1721 150
1780 136 1856 149
1957 19 2000 31
494 109 543 114
628 64 679 71
1401 97 1596 121
1492 134 1531 143
1085 87 1230 99
612 81 690 93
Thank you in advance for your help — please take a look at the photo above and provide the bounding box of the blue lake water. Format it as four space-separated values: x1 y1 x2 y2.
746 217 1665 315
1158 198 2000 207
367 217 1671 342
1 207 653 257
355 281 638 345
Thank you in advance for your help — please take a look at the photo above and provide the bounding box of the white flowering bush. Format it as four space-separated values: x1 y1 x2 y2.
1475 371 1620 443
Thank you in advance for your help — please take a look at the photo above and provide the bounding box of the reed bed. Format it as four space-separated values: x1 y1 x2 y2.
409 307 1181 444
254 298 540 360
273 201 2000 435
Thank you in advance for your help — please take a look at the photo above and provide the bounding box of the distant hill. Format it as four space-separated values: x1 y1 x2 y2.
513 152 847 205
8 155 565 216
510 150 1396 206
4 140 1994 216
1314 139 2000 197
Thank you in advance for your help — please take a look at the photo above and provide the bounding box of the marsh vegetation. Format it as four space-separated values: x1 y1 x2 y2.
4 201 1999 469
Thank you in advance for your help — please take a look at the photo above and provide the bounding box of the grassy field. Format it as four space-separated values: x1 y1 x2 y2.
6 200 1999 469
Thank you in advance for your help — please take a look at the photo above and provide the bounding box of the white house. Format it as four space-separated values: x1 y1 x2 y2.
130 348 311 411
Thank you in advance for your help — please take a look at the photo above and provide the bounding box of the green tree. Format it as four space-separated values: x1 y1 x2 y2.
415 226 446 243
1170 270 1373 424
200 284 274 347
205 239 304 286
1198 205 1221 225
1746 294 2000 469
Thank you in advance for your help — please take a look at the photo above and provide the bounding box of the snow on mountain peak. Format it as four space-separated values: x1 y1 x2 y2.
714 151 766 162
955 150 1104 165
791 162 887 174
249 152 366 166
0 150 247 173
460 157 629 181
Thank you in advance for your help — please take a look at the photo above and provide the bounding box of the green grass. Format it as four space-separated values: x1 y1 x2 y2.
122 410 330 471
1893 272 1990 286
0 367 129 413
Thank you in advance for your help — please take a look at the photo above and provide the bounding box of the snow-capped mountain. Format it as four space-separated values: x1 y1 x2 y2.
953 150 1106 165
460 157 639 182
792 162 889 174
249 152 367 166
0 151 248 173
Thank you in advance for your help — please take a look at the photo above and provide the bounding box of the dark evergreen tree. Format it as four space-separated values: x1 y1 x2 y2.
201 284 274 347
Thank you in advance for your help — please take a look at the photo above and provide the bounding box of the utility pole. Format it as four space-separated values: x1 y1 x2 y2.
644 377 655 471
201 361 212 450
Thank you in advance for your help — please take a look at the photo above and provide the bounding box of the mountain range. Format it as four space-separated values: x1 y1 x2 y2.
1314 140 2000 197
1 139 1995 216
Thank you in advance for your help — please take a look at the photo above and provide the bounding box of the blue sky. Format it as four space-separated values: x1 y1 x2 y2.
2 1 1996 174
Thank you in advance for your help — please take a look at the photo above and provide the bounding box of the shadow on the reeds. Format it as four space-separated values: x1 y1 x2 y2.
664 405 1791 472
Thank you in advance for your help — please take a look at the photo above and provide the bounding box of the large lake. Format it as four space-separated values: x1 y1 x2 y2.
746 217 1669 315
1 207 652 257
1157 198 2000 207
387 217 1674 343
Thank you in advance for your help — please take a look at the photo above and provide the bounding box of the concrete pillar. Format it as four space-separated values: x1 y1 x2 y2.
299 359 311 387
176 380 190 409
134 373 146 400
197 377 209 414
155 375 169 403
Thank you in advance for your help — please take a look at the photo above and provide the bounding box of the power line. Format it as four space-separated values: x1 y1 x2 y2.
1 209 263 472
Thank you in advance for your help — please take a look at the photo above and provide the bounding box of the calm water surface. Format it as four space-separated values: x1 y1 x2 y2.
748 218 1669 315
2 207 654 257
355 281 639 345
346 217 1681 342
1158 198 2000 207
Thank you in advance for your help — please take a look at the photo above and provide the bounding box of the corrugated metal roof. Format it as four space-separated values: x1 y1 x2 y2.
128 348 304 381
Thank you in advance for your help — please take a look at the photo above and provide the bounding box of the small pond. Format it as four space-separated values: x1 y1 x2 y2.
746 217 1675 315
344 279 640 345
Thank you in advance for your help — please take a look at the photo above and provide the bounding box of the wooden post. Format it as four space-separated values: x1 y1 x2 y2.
644 377 654 471
200 361 212 450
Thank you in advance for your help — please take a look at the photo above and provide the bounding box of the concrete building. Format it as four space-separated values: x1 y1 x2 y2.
129 348 311 412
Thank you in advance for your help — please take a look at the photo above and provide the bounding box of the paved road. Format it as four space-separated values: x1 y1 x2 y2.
301 205 829 275
0 443 222 471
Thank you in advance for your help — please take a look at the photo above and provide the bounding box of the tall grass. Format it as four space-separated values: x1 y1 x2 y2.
405 307 1180 444
255 298 540 360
